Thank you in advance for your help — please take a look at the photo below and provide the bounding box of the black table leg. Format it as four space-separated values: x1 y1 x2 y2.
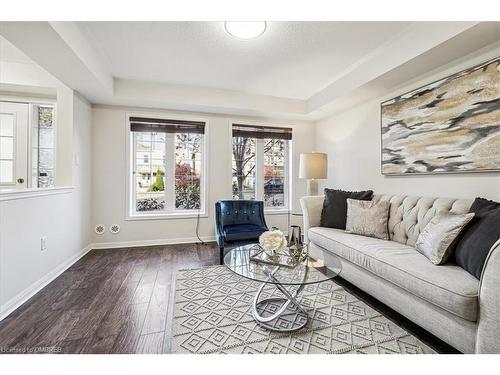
219 247 224 265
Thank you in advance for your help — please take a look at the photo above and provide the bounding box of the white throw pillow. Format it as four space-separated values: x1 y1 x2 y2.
415 212 475 265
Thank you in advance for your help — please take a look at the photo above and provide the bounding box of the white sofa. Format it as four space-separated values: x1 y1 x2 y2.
300 194 500 354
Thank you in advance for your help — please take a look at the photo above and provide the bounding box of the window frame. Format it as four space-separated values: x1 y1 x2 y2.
126 112 209 220
231 124 291 213
0 105 20 188
30 103 57 189
260 138 289 212
0 96 57 190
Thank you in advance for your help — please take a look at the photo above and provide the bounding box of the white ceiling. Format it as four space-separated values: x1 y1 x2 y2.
1 21 497 120
78 21 412 99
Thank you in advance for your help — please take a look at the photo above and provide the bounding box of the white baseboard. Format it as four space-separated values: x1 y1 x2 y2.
0 244 93 321
90 235 216 250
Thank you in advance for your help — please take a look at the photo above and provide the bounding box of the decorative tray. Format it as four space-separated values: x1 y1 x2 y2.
249 244 307 268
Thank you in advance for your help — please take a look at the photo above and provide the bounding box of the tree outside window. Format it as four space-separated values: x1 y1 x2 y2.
175 133 201 209
232 131 289 209
232 136 256 200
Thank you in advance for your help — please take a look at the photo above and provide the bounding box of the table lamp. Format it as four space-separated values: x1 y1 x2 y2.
299 152 328 196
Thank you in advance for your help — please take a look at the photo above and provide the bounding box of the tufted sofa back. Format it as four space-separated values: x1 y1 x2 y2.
372 194 473 246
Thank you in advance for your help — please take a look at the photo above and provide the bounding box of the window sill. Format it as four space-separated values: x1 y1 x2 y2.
264 208 290 215
0 186 74 201
126 211 208 221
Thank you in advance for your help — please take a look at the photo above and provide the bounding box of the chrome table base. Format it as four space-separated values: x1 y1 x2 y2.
251 266 309 332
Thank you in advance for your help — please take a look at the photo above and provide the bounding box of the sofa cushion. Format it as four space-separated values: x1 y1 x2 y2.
346 198 390 240
223 224 268 242
320 189 373 229
415 212 475 265
309 227 479 321
453 197 500 279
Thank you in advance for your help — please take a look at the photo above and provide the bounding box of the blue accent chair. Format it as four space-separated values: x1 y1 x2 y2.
215 200 268 264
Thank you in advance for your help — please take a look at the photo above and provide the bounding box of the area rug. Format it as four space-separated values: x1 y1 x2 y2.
172 266 435 354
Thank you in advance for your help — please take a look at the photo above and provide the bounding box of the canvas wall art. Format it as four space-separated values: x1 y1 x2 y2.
381 56 499 175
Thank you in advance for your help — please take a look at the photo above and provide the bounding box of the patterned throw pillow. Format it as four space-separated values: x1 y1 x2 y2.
415 212 475 265
345 199 390 240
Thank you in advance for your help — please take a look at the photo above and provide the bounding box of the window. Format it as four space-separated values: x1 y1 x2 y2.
0 100 55 189
232 124 291 210
0 108 18 186
32 105 55 188
129 116 206 216
232 136 256 200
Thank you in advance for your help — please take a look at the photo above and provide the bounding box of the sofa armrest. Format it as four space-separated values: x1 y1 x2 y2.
299 195 325 243
475 238 500 353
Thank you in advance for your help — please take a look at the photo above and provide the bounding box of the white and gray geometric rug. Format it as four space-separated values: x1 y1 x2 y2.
172 266 435 354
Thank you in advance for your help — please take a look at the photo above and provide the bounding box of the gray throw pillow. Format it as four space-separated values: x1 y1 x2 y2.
415 212 475 265
346 199 390 240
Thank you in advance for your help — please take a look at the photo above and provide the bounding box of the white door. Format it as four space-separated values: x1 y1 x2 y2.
0 101 29 189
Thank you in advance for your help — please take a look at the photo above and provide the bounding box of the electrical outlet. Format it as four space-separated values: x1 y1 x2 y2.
41 236 47 251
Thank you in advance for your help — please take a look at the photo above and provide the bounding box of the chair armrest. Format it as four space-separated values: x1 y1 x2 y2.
475 238 500 353
214 201 224 247
299 195 325 243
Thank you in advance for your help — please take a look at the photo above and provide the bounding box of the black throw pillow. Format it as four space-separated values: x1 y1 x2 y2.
453 197 500 279
320 188 373 230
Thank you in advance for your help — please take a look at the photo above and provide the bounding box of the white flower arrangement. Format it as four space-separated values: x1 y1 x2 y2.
259 229 287 256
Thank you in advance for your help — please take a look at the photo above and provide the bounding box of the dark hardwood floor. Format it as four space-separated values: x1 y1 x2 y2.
0 243 218 354
0 242 458 354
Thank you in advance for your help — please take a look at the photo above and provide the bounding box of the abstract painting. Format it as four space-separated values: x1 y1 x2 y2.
381 56 499 175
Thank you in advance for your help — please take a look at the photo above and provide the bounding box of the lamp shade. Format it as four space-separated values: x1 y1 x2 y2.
299 153 328 179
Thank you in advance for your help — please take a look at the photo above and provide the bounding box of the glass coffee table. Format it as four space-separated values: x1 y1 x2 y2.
224 244 342 332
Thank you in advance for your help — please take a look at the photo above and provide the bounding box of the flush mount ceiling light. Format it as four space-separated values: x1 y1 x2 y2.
224 21 267 40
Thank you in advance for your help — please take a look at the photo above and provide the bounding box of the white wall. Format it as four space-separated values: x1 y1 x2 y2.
0 40 93 318
91 105 314 246
0 94 92 318
315 48 500 201
73 94 93 249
